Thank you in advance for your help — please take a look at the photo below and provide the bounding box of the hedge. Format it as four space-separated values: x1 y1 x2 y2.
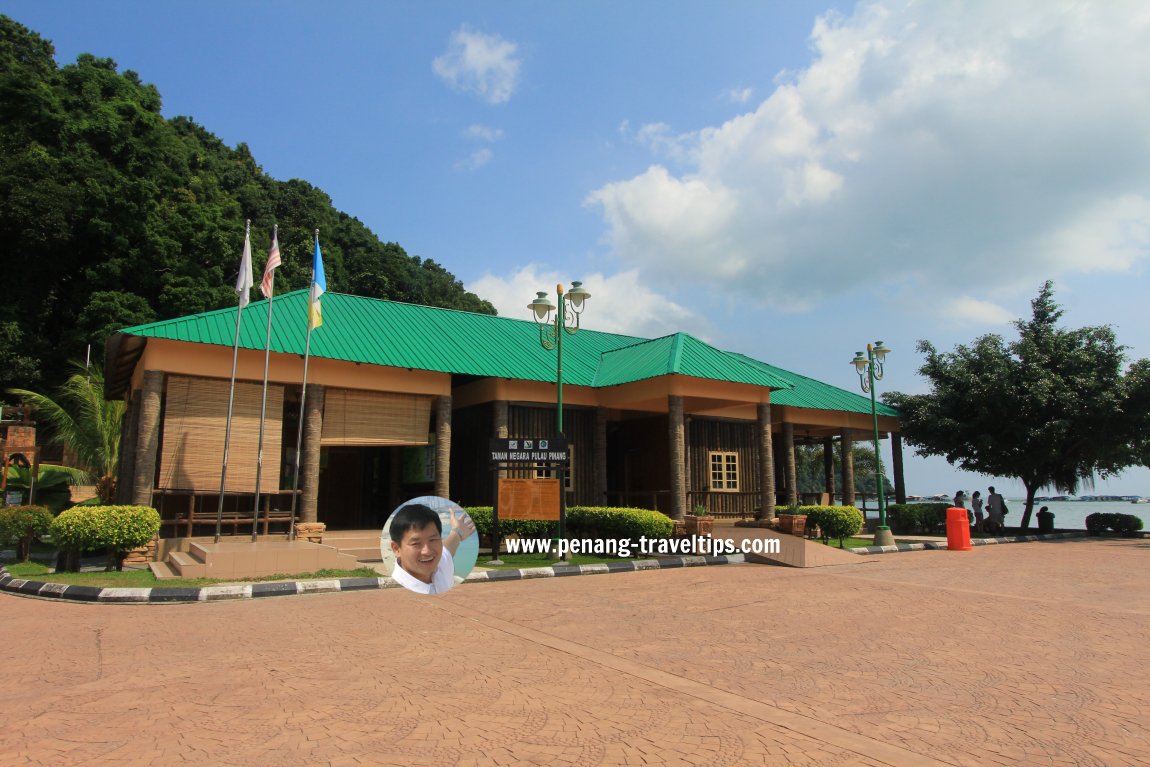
465 505 674 542
566 506 674 540
800 505 863 547
0 505 54 562
886 503 950 534
1085 512 1144 536
51 505 160 571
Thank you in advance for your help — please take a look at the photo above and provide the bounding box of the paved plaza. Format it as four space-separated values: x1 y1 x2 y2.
2 537 1148 766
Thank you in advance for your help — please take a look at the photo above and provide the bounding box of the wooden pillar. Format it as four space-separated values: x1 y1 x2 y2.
300 384 325 524
435 395 452 499
131 370 163 507
494 400 509 479
668 395 687 520
594 407 608 504
757 403 776 519
117 394 140 504
840 429 855 507
892 432 907 505
782 422 798 507
823 436 836 502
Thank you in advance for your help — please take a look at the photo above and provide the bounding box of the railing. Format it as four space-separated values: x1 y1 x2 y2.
153 489 301 537
688 491 761 518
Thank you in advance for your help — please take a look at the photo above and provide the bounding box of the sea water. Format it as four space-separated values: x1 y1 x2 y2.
1000 499 1147 531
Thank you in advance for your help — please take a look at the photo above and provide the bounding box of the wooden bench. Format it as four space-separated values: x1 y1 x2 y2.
155 491 299 537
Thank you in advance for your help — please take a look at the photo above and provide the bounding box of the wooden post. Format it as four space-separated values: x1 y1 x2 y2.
594 407 608 504
782 422 798 507
840 429 855 507
757 403 775 520
892 432 907 505
494 400 509 481
823 436 836 502
668 395 687 520
435 395 452 499
131 370 164 507
300 384 324 524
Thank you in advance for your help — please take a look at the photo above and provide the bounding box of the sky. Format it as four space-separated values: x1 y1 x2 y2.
4 0 1149 499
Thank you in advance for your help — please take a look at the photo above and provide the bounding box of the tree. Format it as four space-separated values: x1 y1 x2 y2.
795 442 893 498
0 16 496 393
7 362 124 503
885 282 1147 529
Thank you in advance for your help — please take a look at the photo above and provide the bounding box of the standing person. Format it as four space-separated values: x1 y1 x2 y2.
971 490 985 533
953 490 971 527
986 486 1006 533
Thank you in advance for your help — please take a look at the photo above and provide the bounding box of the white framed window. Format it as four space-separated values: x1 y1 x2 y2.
709 451 739 491
535 444 574 491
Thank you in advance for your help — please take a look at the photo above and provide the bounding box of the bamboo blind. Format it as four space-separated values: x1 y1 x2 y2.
321 388 431 446
159 376 284 492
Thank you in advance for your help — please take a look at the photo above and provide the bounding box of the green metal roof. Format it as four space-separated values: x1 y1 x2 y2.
594 334 792 389
107 290 896 419
731 353 899 417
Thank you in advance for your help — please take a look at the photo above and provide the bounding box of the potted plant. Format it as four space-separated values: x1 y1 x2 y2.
684 504 714 536
776 505 807 537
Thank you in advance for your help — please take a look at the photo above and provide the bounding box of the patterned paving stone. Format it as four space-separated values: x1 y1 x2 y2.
0 537 1147 765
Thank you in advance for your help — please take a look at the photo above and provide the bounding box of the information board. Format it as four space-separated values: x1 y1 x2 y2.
489 437 568 464
497 478 561 520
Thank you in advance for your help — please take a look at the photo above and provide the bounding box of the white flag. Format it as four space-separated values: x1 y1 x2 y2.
235 226 253 309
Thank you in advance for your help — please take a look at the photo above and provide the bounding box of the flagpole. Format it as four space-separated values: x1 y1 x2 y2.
251 225 279 542
216 220 252 543
290 229 323 541
288 315 314 541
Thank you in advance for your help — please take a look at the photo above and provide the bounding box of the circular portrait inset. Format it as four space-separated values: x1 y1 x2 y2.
380 496 478 595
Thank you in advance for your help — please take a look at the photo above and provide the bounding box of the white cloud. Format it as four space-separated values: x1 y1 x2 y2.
946 296 1015 326
467 265 709 340
587 1 1150 310
456 148 493 171
725 87 754 104
463 124 504 142
433 27 521 105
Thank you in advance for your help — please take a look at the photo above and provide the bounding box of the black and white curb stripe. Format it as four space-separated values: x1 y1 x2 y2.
0 554 743 604
847 531 1088 555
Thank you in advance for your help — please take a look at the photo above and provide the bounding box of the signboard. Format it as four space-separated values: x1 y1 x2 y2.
497 478 561 520
489 437 568 464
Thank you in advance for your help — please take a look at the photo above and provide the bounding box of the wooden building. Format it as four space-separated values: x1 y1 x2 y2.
104 290 903 534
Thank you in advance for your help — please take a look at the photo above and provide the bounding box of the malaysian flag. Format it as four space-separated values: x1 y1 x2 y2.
260 226 281 299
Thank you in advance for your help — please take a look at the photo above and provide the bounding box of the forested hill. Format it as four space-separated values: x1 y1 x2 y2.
0 16 496 393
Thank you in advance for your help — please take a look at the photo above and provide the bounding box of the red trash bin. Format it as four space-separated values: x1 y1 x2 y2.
946 506 971 551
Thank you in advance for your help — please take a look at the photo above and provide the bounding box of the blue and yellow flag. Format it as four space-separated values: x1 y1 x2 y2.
309 231 326 330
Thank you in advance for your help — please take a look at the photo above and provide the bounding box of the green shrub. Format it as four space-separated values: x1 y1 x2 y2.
464 507 555 539
886 503 949 534
50 505 160 571
566 506 674 540
466 505 674 543
800 505 864 547
1085 512 1144 536
0 505 54 562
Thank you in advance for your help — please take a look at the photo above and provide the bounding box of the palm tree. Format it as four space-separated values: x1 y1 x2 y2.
7 363 125 503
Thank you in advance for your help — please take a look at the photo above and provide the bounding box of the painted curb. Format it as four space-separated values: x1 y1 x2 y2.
0 553 742 605
847 531 1089 555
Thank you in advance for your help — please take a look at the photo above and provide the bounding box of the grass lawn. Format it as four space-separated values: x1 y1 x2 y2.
2 560 380 589
479 552 634 570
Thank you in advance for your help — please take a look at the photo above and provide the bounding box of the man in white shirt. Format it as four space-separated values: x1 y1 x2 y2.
986 486 1006 532
388 504 475 595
